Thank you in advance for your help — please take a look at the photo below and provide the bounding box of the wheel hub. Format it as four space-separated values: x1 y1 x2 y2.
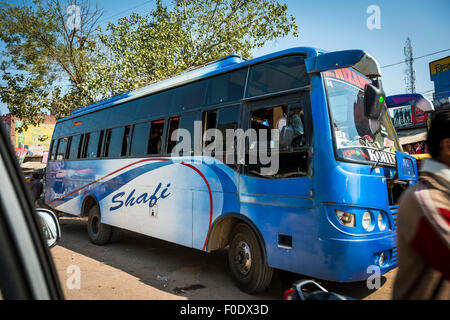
235 241 252 275
91 216 99 235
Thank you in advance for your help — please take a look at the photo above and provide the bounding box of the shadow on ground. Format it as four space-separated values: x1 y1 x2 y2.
56 216 388 300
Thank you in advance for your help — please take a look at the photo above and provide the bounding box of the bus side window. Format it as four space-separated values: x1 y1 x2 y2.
217 105 240 153
202 105 240 167
166 117 180 154
130 122 150 156
107 127 125 158
97 130 105 157
68 135 81 159
77 134 84 159
250 105 288 150
56 137 67 161
81 133 90 158
174 112 201 156
65 137 72 159
103 129 112 157
248 103 309 178
202 110 217 151
148 119 165 155
49 139 57 160
121 125 131 157
85 131 101 158
246 55 308 97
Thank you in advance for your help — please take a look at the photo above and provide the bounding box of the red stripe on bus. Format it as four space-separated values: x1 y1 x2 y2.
181 162 213 251
49 158 170 204
50 158 214 252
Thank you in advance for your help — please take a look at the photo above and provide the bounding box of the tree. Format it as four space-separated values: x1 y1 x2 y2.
87 0 298 97
0 0 298 129
0 0 102 131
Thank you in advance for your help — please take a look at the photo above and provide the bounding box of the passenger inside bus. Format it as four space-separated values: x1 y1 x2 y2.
249 104 308 178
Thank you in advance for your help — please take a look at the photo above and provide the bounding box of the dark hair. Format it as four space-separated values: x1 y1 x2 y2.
427 106 450 158
32 173 40 179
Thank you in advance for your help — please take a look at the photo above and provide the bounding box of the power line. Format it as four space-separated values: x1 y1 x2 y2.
382 48 450 69
98 0 154 24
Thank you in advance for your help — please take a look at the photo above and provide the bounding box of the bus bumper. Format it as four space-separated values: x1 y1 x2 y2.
316 233 397 282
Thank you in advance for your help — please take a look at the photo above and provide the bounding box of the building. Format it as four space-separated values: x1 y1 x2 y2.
0 114 56 161
386 94 433 157
430 56 450 109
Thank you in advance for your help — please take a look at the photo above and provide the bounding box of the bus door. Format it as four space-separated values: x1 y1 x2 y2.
238 93 314 263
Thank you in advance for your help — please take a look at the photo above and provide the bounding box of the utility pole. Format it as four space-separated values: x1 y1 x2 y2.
404 37 416 93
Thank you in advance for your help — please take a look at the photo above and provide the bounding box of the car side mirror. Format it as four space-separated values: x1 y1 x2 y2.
364 79 386 120
280 126 294 146
36 208 61 248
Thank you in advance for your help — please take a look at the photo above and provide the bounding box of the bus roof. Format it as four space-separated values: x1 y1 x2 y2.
58 46 321 123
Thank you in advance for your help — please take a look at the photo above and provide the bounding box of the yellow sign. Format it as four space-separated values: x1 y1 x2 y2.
429 56 450 76
15 122 54 150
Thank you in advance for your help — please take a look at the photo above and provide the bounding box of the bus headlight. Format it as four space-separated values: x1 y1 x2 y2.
362 211 374 231
378 212 387 231
378 252 386 266
335 210 355 227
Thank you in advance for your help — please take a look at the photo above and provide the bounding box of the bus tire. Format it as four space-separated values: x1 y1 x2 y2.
228 223 273 293
87 205 112 245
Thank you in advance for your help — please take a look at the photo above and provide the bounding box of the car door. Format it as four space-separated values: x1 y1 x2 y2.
0 119 63 299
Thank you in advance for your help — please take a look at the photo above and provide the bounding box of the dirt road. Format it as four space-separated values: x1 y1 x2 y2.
51 216 397 300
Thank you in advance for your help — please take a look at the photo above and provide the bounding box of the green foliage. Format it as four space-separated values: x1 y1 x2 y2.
0 0 298 130
0 0 102 130
89 0 298 96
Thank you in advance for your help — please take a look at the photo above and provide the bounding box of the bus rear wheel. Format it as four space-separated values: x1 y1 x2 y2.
228 223 273 293
87 205 112 245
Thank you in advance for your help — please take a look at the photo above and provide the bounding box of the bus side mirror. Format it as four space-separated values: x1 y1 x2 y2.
364 79 386 120
36 208 61 248
280 126 294 146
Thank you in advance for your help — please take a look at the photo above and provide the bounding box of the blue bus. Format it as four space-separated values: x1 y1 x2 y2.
45 47 418 293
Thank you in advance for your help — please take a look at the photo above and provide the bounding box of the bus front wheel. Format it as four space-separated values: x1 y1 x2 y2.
228 223 273 293
87 205 112 245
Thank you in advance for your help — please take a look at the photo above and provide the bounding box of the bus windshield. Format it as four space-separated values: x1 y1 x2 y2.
324 68 401 166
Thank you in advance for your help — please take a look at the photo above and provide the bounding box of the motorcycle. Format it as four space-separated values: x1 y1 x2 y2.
283 280 354 300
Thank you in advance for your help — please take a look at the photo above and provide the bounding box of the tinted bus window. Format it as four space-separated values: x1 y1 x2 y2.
171 80 207 113
107 127 125 158
56 138 67 160
66 136 72 159
171 113 202 156
202 110 217 151
137 90 172 118
148 120 165 155
130 122 151 156
77 134 84 158
166 117 180 154
206 68 247 105
121 125 131 156
246 55 308 97
86 132 101 158
81 133 90 158
68 135 81 159
103 129 112 157
217 105 240 154
248 102 309 178
49 140 57 160
97 130 105 157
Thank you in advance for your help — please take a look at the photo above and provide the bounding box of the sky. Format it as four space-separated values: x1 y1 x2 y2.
1 0 449 114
